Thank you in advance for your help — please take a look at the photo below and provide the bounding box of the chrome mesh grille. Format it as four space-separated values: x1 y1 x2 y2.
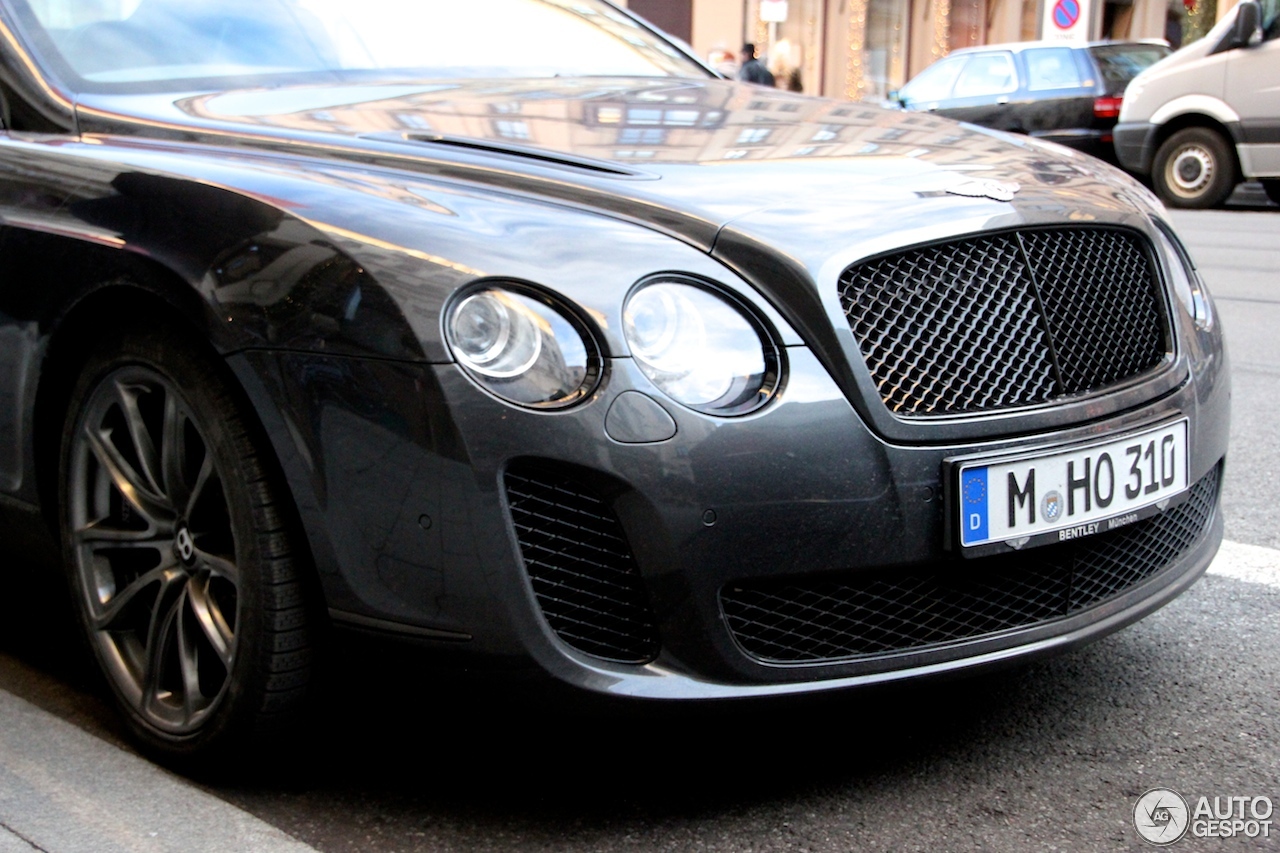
720 465 1219 665
505 463 659 663
839 227 1169 417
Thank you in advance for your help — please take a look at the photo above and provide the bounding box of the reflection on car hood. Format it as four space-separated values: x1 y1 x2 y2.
78 76 1155 246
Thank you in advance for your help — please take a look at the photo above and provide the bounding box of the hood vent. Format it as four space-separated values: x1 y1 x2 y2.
360 132 658 180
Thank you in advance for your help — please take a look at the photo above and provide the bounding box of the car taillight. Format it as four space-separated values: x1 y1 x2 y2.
1094 96 1123 119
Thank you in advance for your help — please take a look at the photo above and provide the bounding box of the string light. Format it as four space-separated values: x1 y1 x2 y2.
846 0 868 100
933 0 951 59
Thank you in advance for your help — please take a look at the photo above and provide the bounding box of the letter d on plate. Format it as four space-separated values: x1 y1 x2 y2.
961 467 989 543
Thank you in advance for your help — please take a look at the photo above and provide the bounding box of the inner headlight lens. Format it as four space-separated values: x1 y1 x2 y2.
623 281 776 415
447 286 597 408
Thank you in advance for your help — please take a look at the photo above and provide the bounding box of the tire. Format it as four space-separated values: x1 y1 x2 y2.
59 326 315 767
1262 179 1280 206
1152 127 1237 209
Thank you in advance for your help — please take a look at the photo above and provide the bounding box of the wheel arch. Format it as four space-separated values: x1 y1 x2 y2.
31 276 320 605
1152 114 1244 182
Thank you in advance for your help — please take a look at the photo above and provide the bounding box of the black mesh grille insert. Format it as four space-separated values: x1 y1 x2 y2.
839 227 1169 416
721 466 1219 665
505 464 659 663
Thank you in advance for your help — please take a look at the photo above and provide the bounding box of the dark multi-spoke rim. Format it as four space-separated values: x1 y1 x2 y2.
69 366 239 735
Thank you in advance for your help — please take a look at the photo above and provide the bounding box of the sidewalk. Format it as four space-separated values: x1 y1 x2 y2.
0 689 316 853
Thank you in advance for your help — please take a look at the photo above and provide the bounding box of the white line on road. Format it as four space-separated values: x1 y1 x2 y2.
1208 539 1280 589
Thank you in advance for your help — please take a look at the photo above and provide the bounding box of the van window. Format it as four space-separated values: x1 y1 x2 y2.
1263 0 1280 37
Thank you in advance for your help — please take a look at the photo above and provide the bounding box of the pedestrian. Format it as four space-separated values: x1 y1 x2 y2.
737 43 775 87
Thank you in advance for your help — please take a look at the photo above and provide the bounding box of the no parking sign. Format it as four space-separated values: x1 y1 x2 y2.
1041 0 1094 41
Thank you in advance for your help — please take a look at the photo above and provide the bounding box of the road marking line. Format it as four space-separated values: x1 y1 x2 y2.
1207 539 1280 589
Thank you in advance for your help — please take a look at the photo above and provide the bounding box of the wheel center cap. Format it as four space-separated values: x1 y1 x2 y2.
1177 157 1202 183
175 524 196 566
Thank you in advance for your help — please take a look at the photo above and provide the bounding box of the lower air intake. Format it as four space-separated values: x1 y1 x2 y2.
721 465 1220 664
504 462 659 663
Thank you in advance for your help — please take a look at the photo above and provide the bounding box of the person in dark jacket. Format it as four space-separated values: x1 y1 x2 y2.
738 43 775 87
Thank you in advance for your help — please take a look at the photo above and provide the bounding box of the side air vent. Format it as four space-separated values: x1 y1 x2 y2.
504 462 660 663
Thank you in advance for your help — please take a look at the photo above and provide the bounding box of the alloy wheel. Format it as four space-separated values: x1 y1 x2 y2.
67 366 240 735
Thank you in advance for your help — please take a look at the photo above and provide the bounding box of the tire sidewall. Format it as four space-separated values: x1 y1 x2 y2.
1153 128 1236 209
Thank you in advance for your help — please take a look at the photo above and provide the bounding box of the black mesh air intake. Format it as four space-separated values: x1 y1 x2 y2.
504 463 659 663
721 465 1219 665
839 227 1169 416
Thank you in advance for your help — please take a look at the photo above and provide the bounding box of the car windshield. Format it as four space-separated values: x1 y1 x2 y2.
12 0 708 90
1087 44 1171 85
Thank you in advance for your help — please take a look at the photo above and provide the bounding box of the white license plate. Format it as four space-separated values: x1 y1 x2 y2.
956 419 1189 550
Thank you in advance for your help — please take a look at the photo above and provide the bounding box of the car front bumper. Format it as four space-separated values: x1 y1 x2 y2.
229 315 1229 699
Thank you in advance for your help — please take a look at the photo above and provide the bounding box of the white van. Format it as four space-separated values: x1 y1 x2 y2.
1114 0 1280 207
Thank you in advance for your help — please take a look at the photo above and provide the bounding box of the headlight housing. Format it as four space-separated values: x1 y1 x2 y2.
623 278 781 416
1153 219 1214 331
446 284 600 408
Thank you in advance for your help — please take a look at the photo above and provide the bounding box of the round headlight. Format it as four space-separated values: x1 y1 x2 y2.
447 286 598 408
623 280 779 415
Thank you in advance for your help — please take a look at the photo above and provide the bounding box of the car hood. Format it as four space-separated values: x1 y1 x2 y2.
77 76 1159 251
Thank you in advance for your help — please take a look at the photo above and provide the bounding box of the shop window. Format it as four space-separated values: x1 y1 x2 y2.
863 0 910 99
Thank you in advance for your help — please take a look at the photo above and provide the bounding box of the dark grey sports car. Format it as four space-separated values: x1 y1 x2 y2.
0 0 1228 765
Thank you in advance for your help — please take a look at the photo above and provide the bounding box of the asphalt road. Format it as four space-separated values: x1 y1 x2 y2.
1 206 1277 852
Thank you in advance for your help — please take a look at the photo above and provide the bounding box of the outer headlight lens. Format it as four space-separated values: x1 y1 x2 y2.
1153 220 1214 331
623 280 779 415
447 286 598 408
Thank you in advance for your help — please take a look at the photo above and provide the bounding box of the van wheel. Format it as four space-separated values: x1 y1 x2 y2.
1262 180 1280 206
60 326 316 768
1152 128 1236 209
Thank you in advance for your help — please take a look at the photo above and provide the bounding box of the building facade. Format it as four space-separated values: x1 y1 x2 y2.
620 0 1239 100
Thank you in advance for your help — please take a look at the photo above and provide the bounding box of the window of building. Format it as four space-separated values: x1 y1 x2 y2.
620 127 667 144
494 120 530 139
